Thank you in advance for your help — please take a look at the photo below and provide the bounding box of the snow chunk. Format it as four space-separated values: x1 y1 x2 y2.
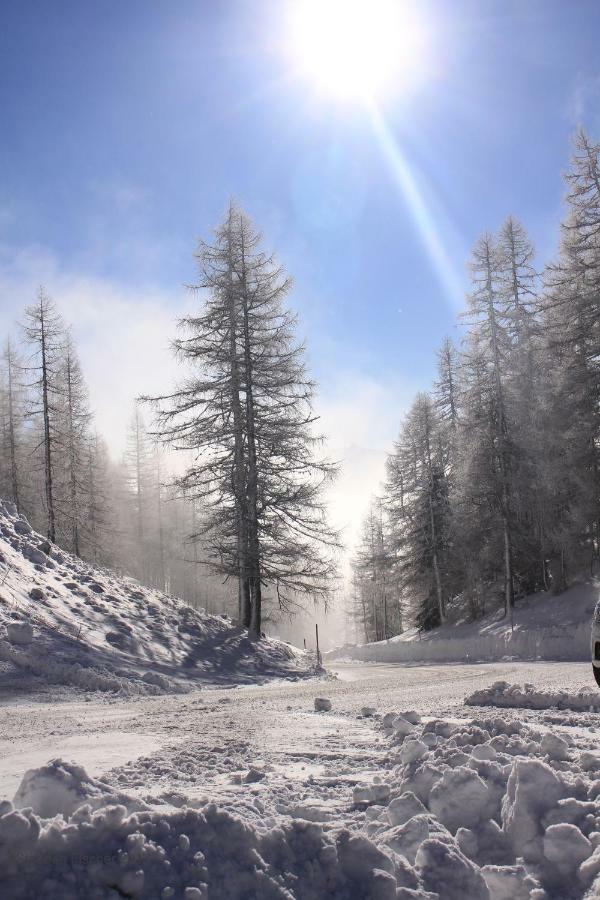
416 837 490 900
12 758 112 818
393 716 416 738
387 792 428 827
466 681 600 714
380 814 452 866
400 740 428 765
581 752 600 772
314 697 332 712
353 782 391 807
541 731 569 761
501 758 565 863
471 743 497 762
244 767 266 784
429 766 490 832
481 864 535 900
543 823 592 875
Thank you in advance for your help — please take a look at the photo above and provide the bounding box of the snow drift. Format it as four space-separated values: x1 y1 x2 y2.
0 499 311 695
328 581 598 666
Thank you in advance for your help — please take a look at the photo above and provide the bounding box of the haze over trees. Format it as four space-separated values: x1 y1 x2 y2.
3 133 600 644
351 129 600 640
0 205 339 639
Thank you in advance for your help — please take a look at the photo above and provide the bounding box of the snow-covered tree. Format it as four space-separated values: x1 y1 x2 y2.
149 204 339 637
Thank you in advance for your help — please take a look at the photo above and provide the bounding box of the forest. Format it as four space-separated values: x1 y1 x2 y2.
3 131 600 645
351 130 600 641
0 205 338 637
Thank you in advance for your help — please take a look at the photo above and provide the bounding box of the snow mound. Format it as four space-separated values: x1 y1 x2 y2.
466 681 600 712
0 500 313 695
356 706 600 899
0 759 421 900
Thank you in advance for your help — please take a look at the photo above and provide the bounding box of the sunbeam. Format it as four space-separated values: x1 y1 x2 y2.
366 101 465 307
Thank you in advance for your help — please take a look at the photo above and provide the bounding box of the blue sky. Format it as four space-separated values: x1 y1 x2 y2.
1 0 600 546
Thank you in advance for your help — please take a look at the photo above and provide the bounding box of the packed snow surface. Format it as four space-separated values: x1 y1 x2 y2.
0 499 313 696
3 661 600 898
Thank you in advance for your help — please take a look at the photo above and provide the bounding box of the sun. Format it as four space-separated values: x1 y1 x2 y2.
288 0 424 102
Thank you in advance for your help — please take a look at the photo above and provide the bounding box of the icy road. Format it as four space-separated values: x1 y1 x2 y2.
0 659 594 811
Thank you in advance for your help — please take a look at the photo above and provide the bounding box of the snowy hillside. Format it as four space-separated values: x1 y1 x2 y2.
0 499 312 696
329 582 598 665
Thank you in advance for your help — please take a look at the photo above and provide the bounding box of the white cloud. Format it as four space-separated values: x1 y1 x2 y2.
316 370 415 562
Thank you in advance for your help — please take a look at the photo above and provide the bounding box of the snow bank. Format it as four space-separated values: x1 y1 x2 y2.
1 762 415 900
466 681 600 713
0 500 313 695
328 581 597 665
355 700 600 898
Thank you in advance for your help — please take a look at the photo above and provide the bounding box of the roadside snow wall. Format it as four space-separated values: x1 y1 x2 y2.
327 621 591 665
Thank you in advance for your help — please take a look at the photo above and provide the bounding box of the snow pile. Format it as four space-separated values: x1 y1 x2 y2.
328 580 598 665
0 759 422 900
353 707 600 899
0 500 312 695
7 702 600 896
466 681 600 713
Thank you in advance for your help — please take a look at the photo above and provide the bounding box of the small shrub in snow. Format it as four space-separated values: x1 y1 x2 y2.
13 518 32 535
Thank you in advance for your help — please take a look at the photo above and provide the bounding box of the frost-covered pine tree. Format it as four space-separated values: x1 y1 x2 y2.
149 203 339 637
461 233 516 616
537 130 600 586
21 289 66 543
385 393 451 631
56 331 92 557
0 338 25 511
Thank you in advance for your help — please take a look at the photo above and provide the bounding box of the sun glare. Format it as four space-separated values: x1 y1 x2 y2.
288 0 424 101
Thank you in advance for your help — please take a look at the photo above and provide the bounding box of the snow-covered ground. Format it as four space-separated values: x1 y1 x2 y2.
328 582 598 665
0 500 313 697
4 500 600 897
2 659 600 898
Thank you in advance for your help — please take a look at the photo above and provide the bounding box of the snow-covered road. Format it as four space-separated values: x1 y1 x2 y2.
3 659 600 899
0 659 593 806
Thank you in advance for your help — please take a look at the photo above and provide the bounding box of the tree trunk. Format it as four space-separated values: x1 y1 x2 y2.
225 208 250 628
239 217 262 638
5 340 20 511
39 298 56 543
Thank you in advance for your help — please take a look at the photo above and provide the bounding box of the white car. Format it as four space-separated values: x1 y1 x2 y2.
593 603 600 685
